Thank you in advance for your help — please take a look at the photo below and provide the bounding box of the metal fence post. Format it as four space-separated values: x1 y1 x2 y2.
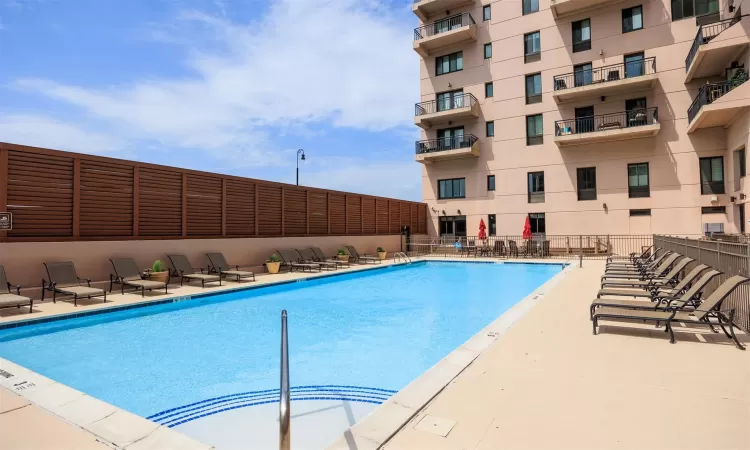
747 242 750 277
579 235 583 268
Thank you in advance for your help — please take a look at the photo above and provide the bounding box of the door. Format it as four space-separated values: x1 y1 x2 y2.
740 205 746 234
437 127 464 149
575 106 595 134
574 63 592 87
439 216 467 238
626 98 647 127
624 53 645 78
437 89 463 112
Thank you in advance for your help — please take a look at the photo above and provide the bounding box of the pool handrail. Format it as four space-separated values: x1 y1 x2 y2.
280 309 291 450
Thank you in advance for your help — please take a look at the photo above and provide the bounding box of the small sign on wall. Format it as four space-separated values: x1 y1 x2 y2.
0 213 11 230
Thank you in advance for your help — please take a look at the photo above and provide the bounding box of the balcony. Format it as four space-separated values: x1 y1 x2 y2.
552 58 658 104
685 15 750 82
413 13 477 57
414 93 479 129
414 135 479 164
550 0 626 19
554 108 660 147
687 75 750 133
412 0 475 21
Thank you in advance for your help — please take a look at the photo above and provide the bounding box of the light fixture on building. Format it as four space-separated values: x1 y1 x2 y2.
448 82 452 88
441 210 446 216
741 193 747 200
731 196 737 203
457 209 461 215
602 202 608 210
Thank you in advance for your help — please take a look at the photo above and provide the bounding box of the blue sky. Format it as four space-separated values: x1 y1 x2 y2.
0 0 422 200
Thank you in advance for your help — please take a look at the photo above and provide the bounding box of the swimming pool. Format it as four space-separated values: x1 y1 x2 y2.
0 261 562 449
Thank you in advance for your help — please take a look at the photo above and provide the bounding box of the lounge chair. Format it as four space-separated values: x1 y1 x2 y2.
508 240 519 257
42 261 107 306
601 253 679 280
493 240 506 257
607 245 654 263
0 265 33 313
110 258 169 296
591 269 722 319
345 245 380 264
166 254 221 287
597 264 709 300
311 246 350 268
297 248 337 271
207 253 256 282
604 249 669 272
277 249 321 272
592 275 750 349
600 256 692 288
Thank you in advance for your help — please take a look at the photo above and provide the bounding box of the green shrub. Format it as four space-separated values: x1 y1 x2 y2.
152 260 165 272
377 247 385 252
268 254 280 262
338 248 347 255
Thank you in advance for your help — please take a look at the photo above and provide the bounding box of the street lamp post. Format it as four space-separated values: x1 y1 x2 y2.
296 149 306 186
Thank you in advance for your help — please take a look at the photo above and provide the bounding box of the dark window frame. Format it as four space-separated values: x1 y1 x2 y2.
487 175 496 191
524 31 541 63
529 212 546 234
528 171 545 203
526 114 543 146
572 19 591 53
486 121 495 137
671 0 719 21
483 4 491 21
485 82 494 98
523 0 539 15
628 162 650 198
699 156 725 195
525 73 542 104
622 5 643 33
435 51 463 76
701 206 727 214
438 178 466 199
484 43 492 59
630 209 651 216
488 214 497 236
577 167 597 201
737 147 746 178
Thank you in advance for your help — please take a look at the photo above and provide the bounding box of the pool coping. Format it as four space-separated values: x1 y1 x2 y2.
326 258 578 450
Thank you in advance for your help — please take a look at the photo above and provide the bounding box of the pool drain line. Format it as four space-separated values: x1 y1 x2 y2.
280 309 291 450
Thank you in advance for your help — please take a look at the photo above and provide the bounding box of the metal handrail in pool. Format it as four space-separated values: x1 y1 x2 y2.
280 310 290 450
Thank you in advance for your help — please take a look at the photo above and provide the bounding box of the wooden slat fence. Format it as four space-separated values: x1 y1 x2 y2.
0 142 428 241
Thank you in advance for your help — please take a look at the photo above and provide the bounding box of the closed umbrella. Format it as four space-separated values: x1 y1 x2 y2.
478 219 487 241
522 216 532 240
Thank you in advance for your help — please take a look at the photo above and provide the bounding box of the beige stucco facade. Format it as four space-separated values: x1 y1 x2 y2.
414 0 750 237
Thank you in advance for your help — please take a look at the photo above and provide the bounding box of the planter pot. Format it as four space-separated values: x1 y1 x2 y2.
337 254 350 262
377 251 387 260
266 261 281 274
150 271 170 284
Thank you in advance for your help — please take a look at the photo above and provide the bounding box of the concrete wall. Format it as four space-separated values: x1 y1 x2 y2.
0 235 401 296
416 0 749 237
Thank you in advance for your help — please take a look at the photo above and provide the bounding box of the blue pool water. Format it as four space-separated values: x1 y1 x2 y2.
0 261 561 426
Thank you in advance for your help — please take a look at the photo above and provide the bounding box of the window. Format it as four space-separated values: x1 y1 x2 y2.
699 156 725 194
526 114 543 145
622 6 643 32
487 175 496 191
436 89 464 112
485 82 494 98
577 167 597 200
572 19 591 53
524 32 541 63
573 63 593 87
525 73 542 104
702 206 727 214
671 0 718 21
528 171 545 203
483 5 491 21
436 52 463 76
486 121 495 137
628 163 650 198
438 178 466 199
626 97 648 127
488 214 496 235
437 126 464 149
736 147 746 178
523 0 539 14
529 213 546 234
484 43 492 59
624 52 645 78
630 209 651 216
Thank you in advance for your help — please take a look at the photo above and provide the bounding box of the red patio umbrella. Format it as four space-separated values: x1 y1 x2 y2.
522 216 532 240
478 219 487 240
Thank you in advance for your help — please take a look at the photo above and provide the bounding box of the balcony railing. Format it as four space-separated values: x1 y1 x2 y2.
414 13 474 40
554 108 659 135
687 73 748 123
685 16 744 72
415 134 478 154
553 57 657 91
415 93 477 116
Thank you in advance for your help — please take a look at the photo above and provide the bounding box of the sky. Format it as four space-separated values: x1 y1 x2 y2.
0 0 423 200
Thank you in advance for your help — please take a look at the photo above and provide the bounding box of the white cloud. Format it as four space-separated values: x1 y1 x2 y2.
0 114 125 154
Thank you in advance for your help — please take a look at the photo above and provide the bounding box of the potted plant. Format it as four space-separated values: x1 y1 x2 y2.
377 247 387 260
149 260 170 283
337 248 350 262
266 254 281 274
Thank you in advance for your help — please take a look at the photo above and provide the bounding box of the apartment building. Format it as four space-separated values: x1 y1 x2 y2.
413 0 750 238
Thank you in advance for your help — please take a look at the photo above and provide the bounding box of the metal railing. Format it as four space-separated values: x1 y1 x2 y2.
415 134 478 154
414 13 474 40
279 310 290 450
553 57 656 91
554 108 659 136
685 15 744 72
654 235 750 334
687 74 748 123
415 93 477 116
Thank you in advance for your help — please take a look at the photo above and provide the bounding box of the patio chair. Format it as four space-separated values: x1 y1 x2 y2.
42 261 107 307
508 240 519 257
109 258 169 296
206 253 256 282
311 246 349 268
345 245 380 264
605 249 667 271
602 253 679 280
297 248 337 271
600 256 692 289
597 264 708 300
0 265 33 313
492 240 505 257
277 249 321 272
166 254 221 288
591 269 721 319
592 275 750 349
607 244 654 263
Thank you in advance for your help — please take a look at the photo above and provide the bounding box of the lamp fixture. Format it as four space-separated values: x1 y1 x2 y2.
457 209 462 215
